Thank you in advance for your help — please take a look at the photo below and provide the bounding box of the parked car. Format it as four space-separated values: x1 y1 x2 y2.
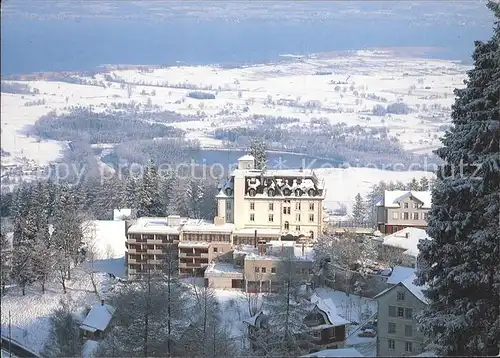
358 329 376 338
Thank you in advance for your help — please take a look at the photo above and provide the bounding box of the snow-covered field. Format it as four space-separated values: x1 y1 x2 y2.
0 266 119 355
1 49 467 168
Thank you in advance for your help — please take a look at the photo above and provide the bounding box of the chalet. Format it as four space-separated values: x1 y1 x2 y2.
243 293 350 354
80 300 116 340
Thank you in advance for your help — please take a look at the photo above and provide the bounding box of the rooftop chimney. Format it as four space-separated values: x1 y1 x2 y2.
101 299 104 306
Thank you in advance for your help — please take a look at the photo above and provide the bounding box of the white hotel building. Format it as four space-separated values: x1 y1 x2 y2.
215 154 326 244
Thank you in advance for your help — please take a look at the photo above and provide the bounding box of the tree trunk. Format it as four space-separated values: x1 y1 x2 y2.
22 284 25 296
62 278 67 294
90 272 98 296
67 265 71 280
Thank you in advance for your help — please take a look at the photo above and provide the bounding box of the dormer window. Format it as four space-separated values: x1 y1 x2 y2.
283 188 291 196
308 189 316 197
295 189 303 197
248 189 256 197
268 189 275 197
225 188 232 196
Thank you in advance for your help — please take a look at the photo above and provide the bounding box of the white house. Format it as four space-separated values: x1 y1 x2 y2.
376 191 431 234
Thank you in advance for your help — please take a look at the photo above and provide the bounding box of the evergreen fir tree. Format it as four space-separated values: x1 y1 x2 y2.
137 160 163 217
52 184 84 282
159 169 176 214
416 3 500 355
11 185 38 295
250 139 268 170
187 178 204 219
408 177 420 191
169 176 190 217
0 230 11 295
419 176 430 191
351 193 366 224
125 175 139 209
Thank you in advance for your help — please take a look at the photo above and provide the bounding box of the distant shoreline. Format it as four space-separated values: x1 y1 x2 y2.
1 46 466 81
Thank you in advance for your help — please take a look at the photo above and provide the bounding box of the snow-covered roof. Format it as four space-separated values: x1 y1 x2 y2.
204 263 243 277
376 190 432 209
181 219 234 233
82 339 99 358
113 208 135 221
82 220 127 260
233 245 258 256
311 294 350 327
127 216 185 234
386 266 416 285
382 227 431 257
401 273 428 303
238 154 255 161
80 303 116 332
374 273 428 304
302 347 363 357
243 244 314 261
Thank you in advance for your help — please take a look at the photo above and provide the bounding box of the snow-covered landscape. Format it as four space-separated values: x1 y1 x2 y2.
1 49 467 167
2 0 498 356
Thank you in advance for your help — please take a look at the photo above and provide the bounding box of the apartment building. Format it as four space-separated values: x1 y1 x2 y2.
178 218 234 276
216 155 326 243
376 191 431 234
244 241 314 292
374 273 428 357
204 240 315 292
125 216 182 278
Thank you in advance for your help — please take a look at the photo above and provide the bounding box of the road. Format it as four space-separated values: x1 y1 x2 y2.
0 338 39 358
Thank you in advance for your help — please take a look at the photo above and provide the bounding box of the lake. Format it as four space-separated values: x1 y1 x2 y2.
101 148 343 173
1 1 494 75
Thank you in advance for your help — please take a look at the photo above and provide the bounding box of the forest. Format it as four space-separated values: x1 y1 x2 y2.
30 107 184 144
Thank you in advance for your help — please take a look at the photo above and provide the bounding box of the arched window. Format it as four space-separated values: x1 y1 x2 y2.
309 231 314 240
284 221 290 230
